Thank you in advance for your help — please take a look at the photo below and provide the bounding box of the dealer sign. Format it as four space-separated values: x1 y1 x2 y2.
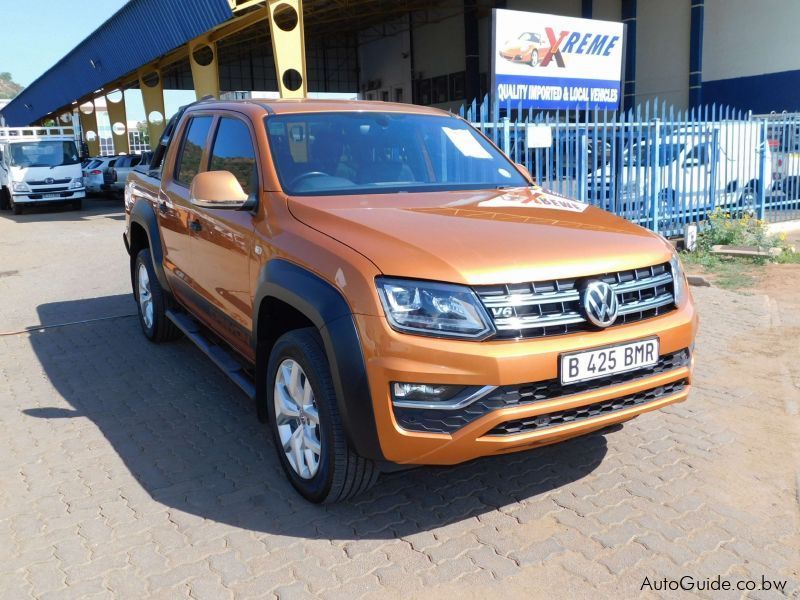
491 8 624 110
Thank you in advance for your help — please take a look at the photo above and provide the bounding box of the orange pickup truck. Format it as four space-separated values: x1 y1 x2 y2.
124 99 697 503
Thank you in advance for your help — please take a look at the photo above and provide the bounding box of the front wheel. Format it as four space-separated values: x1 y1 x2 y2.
529 50 539 67
267 328 378 503
11 198 22 215
0 187 10 210
133 249 181 342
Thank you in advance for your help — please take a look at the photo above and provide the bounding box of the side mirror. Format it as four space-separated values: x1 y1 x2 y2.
190 170 250 209
516 163 534 184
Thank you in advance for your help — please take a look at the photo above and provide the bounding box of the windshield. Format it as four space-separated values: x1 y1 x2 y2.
625 142 685 167
9 141 80 168
265 112 528 196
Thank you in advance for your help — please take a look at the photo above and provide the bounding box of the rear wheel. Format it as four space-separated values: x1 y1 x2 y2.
267 328 378 503
133 248 181 342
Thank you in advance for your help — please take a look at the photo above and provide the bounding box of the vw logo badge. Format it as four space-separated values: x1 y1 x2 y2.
582 280 619 328
45 177 54 185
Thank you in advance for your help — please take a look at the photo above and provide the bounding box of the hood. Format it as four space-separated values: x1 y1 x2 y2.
287 187 673 286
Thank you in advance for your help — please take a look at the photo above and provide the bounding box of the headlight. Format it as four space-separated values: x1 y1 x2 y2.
376 277 494 339
70 178 83 189
12 181 30 193
670 254 687 307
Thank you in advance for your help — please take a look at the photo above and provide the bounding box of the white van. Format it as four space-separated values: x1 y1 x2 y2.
0 127 85 214
592 121 773 223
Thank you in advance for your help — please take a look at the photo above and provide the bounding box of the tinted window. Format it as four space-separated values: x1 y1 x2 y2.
209 118 258 195
684 142 710 166
265 112 527 196
176 116 213 185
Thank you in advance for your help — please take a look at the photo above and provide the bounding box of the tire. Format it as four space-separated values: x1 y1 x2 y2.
133 248 181 342
11 198 22 215
267 328 378 503
0 187 10 210
529 50 539 67
739 182 758 216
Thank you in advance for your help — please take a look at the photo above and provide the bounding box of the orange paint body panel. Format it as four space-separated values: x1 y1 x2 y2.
125 99 698 470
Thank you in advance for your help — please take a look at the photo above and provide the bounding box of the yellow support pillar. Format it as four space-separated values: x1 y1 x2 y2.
78 100 101 157
267 0 307 98
105 89 130 155
138 68 167 145
189 35 220 100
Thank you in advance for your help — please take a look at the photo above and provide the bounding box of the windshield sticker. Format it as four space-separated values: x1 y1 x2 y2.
442 127 493 159
479 189 589 212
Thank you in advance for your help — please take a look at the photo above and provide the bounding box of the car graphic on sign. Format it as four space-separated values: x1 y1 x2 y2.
498 32 548 67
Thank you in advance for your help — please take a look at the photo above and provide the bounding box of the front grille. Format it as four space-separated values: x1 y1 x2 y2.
484 379 687 436
30 186 70 192
475 263 676 340
27 177 71 185
393 349 690 434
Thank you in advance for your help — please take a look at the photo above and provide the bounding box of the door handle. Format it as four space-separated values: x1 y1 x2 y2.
189 220 202 233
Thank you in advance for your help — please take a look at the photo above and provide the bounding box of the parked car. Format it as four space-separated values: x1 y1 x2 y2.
104 153 151 196
124 99 696 503
499 32 549 67
83 156 117 195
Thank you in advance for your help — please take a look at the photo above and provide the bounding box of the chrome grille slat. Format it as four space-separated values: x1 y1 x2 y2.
476 262 676 340
494 312 585 331
616 293 675 315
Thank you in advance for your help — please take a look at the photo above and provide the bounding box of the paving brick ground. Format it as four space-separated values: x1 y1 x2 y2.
1 199 799 599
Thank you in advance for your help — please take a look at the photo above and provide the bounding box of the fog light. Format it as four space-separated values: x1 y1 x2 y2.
392 383 462 402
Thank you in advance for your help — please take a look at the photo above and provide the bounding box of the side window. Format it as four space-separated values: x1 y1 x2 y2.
684 142 710 167
208 117 258 195
175 116 213 186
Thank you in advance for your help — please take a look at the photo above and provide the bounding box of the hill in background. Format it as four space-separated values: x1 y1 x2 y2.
0 73 24 99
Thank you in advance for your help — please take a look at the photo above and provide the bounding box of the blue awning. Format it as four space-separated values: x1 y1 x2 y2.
1 0 233 126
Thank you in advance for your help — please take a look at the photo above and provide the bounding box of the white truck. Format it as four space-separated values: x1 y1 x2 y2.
590 121 773 225
0 127 85 214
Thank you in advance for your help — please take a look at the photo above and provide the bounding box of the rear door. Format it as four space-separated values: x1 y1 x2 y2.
189 113 259 358
158 114 214 305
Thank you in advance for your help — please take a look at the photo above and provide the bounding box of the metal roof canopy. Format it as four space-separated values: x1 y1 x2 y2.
1 0 455 127
1 0 234 126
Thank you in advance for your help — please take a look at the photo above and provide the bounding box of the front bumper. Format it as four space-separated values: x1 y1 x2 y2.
12 189 85 203
356 297 697 465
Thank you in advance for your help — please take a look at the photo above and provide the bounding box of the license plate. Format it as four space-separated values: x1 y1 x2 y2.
43 193 60 199
560 338 659 385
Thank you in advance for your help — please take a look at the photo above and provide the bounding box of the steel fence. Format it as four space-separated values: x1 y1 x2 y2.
460 96 800 236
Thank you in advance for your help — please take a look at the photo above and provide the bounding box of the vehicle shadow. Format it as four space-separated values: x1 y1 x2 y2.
0 195 122 223
25 294 610 540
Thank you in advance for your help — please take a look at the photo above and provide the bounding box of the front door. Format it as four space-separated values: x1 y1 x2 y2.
190 114 259 360
158 114 214 305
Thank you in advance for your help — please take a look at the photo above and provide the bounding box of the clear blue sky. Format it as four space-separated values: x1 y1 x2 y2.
0 0 194 122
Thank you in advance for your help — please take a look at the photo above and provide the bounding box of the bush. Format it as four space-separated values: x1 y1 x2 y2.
697 208 786 254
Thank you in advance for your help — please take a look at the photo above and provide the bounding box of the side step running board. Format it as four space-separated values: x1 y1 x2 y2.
166 309 256 400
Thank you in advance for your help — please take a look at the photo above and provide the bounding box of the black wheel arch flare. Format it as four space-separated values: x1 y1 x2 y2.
253 259 385 462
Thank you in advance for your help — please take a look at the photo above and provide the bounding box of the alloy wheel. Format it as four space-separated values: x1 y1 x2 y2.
137 262 154 330
274 359 322 479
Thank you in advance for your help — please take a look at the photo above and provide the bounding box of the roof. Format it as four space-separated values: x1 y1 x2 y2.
0 0 234 126
186 98 454 116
